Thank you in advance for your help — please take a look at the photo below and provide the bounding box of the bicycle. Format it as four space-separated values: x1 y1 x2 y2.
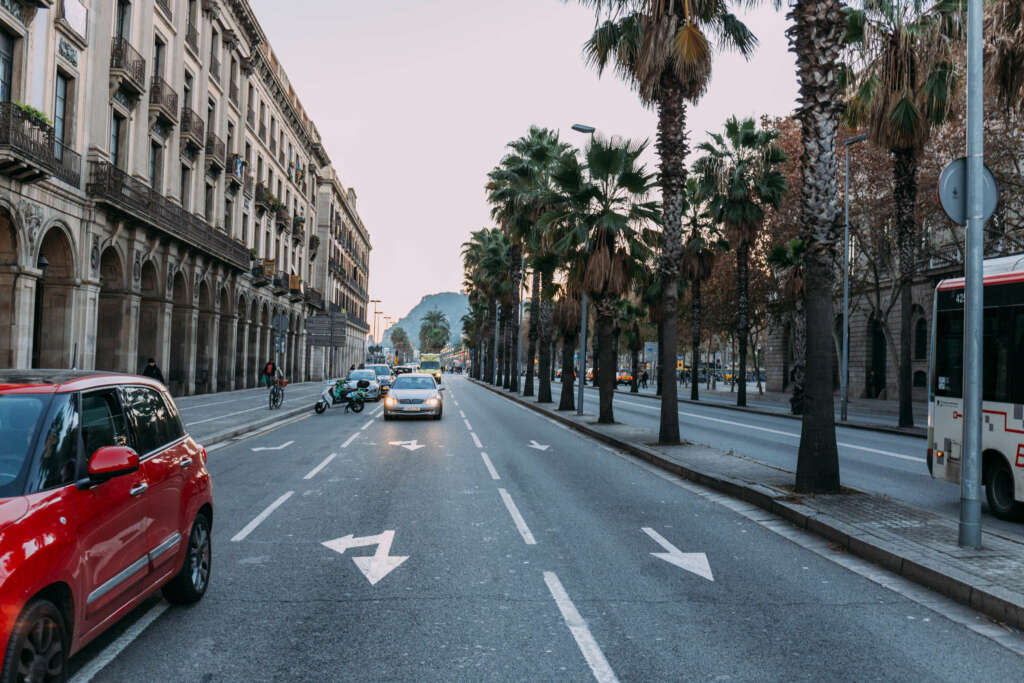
269 377 286 410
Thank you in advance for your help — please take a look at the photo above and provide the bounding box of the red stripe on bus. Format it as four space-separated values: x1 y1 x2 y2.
937 271 1024 290
983 409 1024 435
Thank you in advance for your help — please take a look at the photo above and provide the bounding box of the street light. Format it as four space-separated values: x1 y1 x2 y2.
369 298 382 343
572 123 595 415
841 133 867 423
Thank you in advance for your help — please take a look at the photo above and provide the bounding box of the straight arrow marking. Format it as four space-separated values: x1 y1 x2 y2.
527 440 550 451
250 440 295 452
641 527 713 582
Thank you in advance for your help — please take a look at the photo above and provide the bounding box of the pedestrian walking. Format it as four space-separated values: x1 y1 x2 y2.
141 358 165 384
640 370 649 389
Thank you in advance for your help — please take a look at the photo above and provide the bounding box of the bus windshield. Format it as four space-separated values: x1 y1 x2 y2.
419 361 440 370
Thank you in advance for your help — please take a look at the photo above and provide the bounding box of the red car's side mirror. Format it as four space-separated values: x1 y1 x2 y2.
87 446 140 484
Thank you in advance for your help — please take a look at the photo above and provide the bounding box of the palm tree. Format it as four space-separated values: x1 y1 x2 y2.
768 238 807 414
578 0 758 442
462 228 511 384
390 327 414 364
419 309 451 353
844 0 963 428
553 292 581 410
681 177 724 400
617 299 646 393
694 116 787 407
986 0 1024 113
786 0 847 493
547 135 660 424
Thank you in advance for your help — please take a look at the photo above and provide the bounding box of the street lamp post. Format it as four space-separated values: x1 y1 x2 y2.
571 123 595 415
841 134 867 423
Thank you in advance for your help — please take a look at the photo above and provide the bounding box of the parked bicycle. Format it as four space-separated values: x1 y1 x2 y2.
269 377 287 409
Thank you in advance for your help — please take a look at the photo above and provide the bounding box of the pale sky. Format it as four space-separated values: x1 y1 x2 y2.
250 0 798 325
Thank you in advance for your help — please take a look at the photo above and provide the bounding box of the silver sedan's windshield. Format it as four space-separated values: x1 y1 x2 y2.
392 377 436 391
348 370 376 381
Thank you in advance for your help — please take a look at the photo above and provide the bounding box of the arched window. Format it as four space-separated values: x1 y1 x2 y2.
914 317 928 360
913 370 927 388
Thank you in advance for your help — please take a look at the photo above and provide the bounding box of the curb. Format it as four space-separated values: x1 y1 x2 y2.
593 384 926 438
192 403 315 448
470 378 1024 631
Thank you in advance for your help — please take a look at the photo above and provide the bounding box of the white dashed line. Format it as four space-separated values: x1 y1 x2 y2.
480 452 500 480
463 419 473 431
498 488 536 544
304 452 338 480
471 432 483 449
543 572 619 683
231 491 294 542
341 432 360 448
459 410 466 418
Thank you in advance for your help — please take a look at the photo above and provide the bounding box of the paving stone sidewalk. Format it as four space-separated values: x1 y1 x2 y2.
474 379 1024 631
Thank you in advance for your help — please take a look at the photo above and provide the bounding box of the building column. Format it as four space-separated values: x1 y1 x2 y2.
187 308 199 395
237 320 249 390
10 272 37 368
158 301 173 377
77 282 99 370
209 313 221 393
124 293 141 373
227 315 238 390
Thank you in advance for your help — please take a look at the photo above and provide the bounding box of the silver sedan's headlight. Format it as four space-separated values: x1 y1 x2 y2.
426 397 440 406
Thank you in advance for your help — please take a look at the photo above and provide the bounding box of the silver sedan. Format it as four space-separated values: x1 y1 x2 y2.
382 373 444 420
342 369 382 400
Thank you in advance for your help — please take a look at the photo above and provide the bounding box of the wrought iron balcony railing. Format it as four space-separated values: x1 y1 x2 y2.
209 56 221 84
244 174 254 198
275 206 289 231
255 182 271 214
259 121 267 141
246 109 255 129
87 160 248 270
0 102 56 183
229 81 239 107
205 131 226 170
186 22 199 53
305 287 324 310
110 38 146 95
155 0 171 19
180 107 204 151
52 140 81 188
149 76 178 125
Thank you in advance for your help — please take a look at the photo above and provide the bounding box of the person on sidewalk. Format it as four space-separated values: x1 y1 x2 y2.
640 370 649 389
142 358 165 384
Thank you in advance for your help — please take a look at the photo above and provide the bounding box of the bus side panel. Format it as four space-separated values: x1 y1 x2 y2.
933 397 963 484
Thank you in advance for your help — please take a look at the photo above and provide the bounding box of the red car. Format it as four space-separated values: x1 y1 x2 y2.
0 371 213 681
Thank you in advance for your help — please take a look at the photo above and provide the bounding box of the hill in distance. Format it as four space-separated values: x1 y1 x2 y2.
382 292 468 350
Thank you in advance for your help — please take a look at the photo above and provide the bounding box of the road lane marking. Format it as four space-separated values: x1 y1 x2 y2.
250 440 294 452
498 488 536 544
361 418 374 430
68 602 170 682
614 399 921 462
470 432 483 449
304 452 339 480
459 410 466 418
231 491 294 542
463 419 473 431
341 433 360 448
543 572 619 683
480 452 500 480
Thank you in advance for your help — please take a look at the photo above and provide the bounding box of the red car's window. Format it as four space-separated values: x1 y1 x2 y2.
32 394 78 492
0 394 52 493
123 386 175 456
81 389 130 456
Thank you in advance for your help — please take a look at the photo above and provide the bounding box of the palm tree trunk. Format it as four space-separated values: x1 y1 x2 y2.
558 332 577 411
631 347 639 393
487 301 497 384
503 310 514 390
524 270 540 397
691 277 701 400
596 302 616 424
497 306 507 386
655 82 686 444
656 319 664 397
894 147 917 427
790 0 845 493
736 241 750 407
509 250 523 393
537 271 554 403
790 303 806 414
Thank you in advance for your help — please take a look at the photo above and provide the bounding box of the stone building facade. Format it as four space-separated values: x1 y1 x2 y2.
0 0 370 395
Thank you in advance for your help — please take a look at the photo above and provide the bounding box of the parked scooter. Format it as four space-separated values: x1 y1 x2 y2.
315 379 367 414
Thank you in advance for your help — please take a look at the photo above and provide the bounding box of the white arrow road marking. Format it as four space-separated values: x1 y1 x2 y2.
527 440 550 451
641 527 713 581
321 530 408 585
232 491 293 542
388 440 426 451
250 440 295 452
544 572 619 683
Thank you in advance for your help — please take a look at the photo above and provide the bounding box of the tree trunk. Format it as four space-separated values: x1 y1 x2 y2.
894 147 917 427
487 302 497 384
504 311 515 390
631 347 640 393
655 80 686 444
523 270 539 397
596 303 617 424
656 319 664 397
789 0 845 492
558 332 577 411
790 304 807 414
691 277 701 400
497 307 507 386
537 271 554 403
591 319 600 387
736 242 749 407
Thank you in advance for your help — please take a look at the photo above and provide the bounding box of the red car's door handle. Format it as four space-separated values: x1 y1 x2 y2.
179 457 193 469
129 482 148 497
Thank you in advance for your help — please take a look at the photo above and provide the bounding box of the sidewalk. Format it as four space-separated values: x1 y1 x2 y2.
473 379 1024 631
526 377 927 437
175 380 325 445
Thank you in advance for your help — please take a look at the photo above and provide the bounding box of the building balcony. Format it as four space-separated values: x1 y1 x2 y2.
272 273 289 296
149 76 178 126
52 141 82 188
110 38 146 97
0 102 55 183
210 56 221 84
305 287 324 310
87 160 248 270
269 138 277 156
180 107 204 152
255 183 271 215
185 22 199 54
289 275 304 302
227 154 244 189
205 132 226 172
291 216 305 241
274 206 289 232
229 81 239 107
244 173 254 198
251 260 271 287
155 0 172 20
246 109 255 130
258 121 267 141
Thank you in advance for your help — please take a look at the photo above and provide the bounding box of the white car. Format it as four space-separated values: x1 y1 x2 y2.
383 373 444 420
342 369 381 400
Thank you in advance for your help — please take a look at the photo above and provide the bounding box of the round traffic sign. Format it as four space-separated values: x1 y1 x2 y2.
937 157 999 226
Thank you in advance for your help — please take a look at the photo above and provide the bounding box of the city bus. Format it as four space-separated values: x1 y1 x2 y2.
928 254 1024 520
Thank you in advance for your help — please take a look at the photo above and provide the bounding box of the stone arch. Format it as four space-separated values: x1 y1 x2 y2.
136 259 163 374
96 247 126 371
0 205 18 366
32 227 76 368
169 270 192 395
234 292 248 389
217 285 234 391
195 280 214 394
912 304 928 361
247 297 263 387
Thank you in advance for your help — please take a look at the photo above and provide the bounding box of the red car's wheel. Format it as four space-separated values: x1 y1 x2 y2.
2 599 67 683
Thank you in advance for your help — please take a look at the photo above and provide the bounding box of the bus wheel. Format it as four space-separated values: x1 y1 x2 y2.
984 456 1024 521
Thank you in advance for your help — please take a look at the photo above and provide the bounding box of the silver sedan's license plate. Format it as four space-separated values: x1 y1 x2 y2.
403 405 421 412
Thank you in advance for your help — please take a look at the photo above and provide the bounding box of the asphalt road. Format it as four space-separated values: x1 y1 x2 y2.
544 381 1024 542
69 376 1022 681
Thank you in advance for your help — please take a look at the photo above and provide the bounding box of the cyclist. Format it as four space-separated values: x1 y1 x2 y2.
262 360 279 389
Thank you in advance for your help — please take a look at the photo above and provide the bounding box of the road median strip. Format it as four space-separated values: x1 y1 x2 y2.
470 378 1024 631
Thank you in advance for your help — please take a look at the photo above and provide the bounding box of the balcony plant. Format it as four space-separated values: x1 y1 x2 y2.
309 235 320 253
16 103 52 127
